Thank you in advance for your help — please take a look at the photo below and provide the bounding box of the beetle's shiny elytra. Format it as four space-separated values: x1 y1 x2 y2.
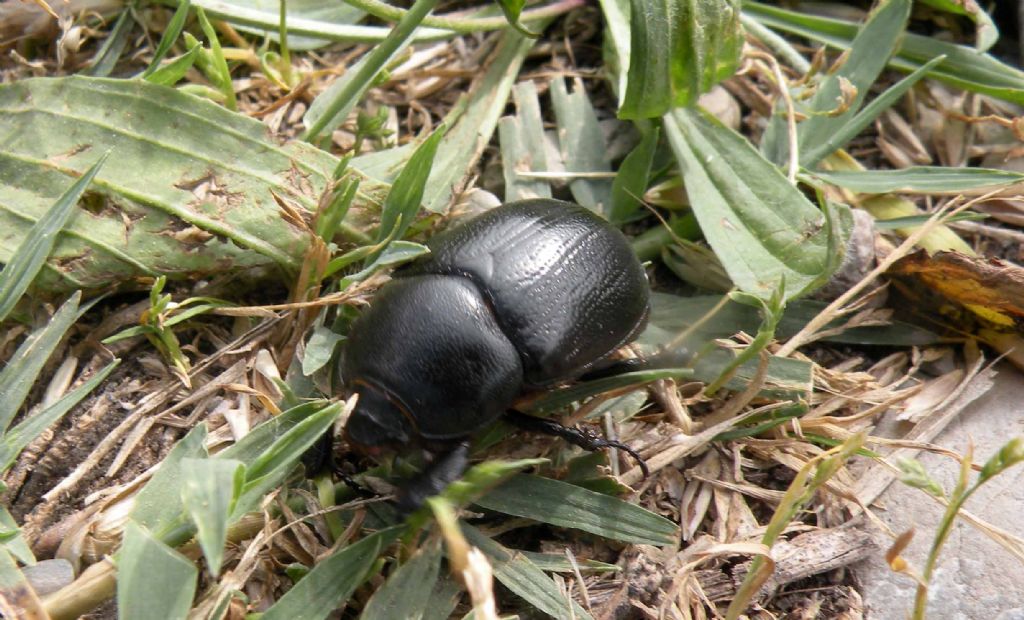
341 198 651 453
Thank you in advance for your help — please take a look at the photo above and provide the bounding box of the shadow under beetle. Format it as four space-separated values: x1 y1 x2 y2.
334 198 652 512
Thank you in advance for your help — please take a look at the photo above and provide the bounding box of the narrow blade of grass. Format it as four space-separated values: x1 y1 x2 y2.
810 167 1024 194
0 359 120 473
140 0 191 78
0 292 81 433
181 458 245 576
475 474 678 545
0 154 106 320
130 424 209 536
261 528 401 620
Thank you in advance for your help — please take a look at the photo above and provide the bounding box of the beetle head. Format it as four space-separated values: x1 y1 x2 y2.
344 380 414 456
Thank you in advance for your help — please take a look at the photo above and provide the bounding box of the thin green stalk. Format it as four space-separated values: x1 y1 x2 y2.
302 0 440 142
278 0 294 86
344 0 584 34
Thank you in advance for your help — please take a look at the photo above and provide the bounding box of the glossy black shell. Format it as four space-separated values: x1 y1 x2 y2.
342 199 650 442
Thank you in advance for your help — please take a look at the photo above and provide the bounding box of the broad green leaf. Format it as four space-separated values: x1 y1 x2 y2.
499 81 553 201
141 0 191 78
0 359 120 473
0 77 362 292
609 126 659 223
762 0 911 168
475 474 678 545
0 153 105 320
360 543 442 620
302 0 439 142
597 0 633 99
550 79 613 213
117 522 197 620
0 507 34 566
131 425 209 537
373 125 447 250
663 107 839 300
745 2 1024 105
262 528 400 620
302 326 345 376
0 292 81 432
810 167 1024 194
181 458 245 576
463 525 594 620
915 0 998 52
620 0 742 118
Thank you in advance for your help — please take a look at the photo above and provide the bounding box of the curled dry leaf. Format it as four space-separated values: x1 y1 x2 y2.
890 250 1024 327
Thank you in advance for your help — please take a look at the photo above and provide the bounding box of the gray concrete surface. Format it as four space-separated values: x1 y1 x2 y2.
855 364 1024 618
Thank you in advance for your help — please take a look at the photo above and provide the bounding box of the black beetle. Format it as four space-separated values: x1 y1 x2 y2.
338 198 651 510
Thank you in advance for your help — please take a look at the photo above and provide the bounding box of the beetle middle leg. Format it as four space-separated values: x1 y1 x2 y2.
504 410 650 478
394 440 471 514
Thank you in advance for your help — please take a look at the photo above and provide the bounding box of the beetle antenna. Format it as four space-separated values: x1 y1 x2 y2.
504 410 650 478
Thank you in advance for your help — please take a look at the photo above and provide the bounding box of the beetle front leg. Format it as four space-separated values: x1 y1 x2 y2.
504 410 650 478
395 440 471 514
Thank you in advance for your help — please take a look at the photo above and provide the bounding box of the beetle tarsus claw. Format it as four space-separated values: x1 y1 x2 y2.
504 410 649 479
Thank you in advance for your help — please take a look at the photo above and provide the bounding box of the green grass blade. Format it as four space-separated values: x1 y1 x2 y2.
663 107 839 300
372 125 446 252
798 55 944 168
0 292 81 433
475 474 678 545
141 0 192 78
181 458 245 576
0 359 120 473
86 7 136 77
918 0 997 51
144 43 202 86
302 0 439 141
215 400 330 465
463 525 594 620
117 522 198 620
0 507 35 565
0 154 106 321
765 0 911 168
360 543 442 620
810 167 1024 194
609 126 659 223
745 2 1024 105
130 424 209 536
262 528 401 620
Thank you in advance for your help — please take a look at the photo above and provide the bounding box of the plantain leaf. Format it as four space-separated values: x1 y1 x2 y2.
619 0 742 118
0 76 365 293
550 79 614 213
499 81 553 202
663 107 841 300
